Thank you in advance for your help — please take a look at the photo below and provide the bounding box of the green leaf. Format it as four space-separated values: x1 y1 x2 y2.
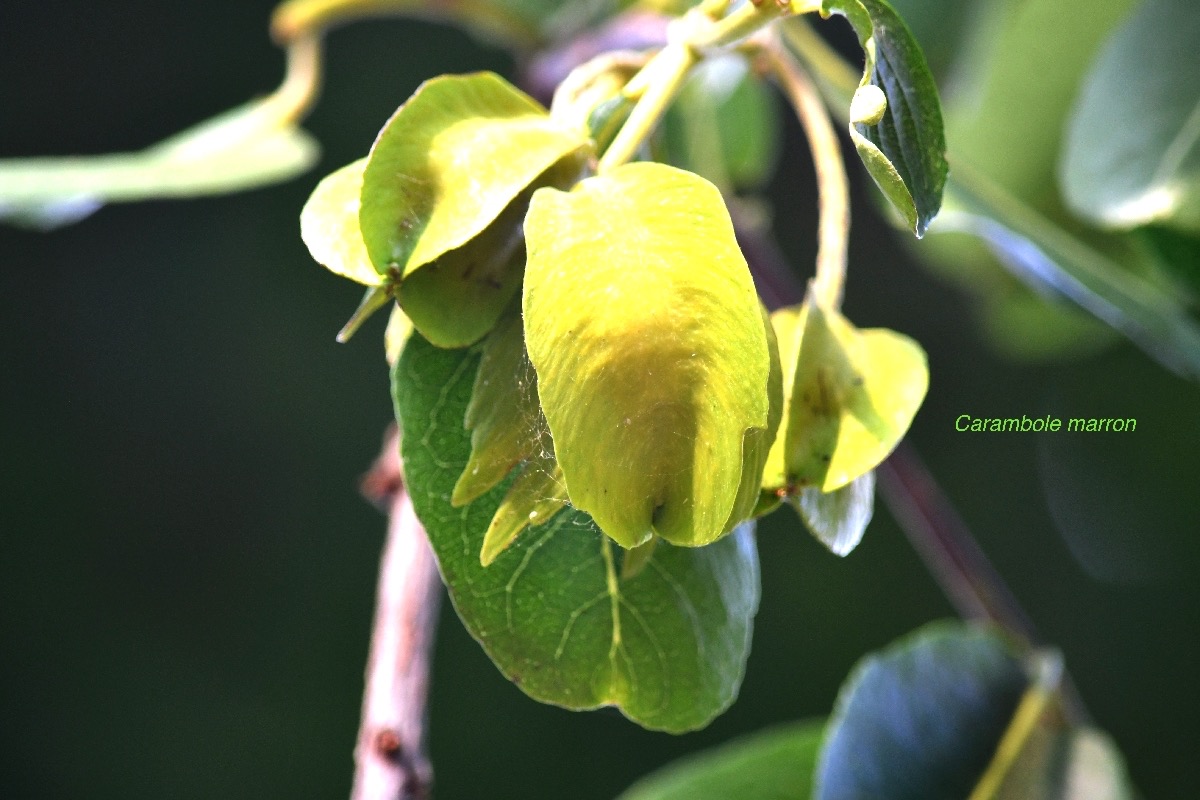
817 622 1138 800
760 306 805 496
0 98 317 230
782 296 928 493
300 159 380 286
523 162 777 549
661 54 781 192
358 72 589 346
1060 0 1200 233
393 334 761 732
478 449 569 566
879 0 978 77
384 303 414 366
617 720 825 800
939 0 1139 205
815 623 1029 800
876 0 1144 361
821 0 947 236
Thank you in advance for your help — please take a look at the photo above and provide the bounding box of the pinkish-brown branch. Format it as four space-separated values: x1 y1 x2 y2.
878 443 1090 725
353 426 442 800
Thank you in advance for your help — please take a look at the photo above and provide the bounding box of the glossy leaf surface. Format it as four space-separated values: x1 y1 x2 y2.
618 721 824 800
359 71 586 275
523 162 775 549
393 335 760 732
359 72 589 346
821 0 947 236
816 622 1136 800
1061 0 1200 232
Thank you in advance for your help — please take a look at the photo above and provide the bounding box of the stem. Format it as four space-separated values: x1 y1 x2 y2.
878 443 1090 725
761 37 851 308
968 653 1064 800
338 285 393 344
263 34 324 126
354 427 442 800
779 17 858 117
597 43 695 173
596 0 805 174
878 444 1039 641
271 0 540 49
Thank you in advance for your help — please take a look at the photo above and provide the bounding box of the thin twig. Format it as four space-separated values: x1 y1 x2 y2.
877 444 1039 637
353 426 442 800
878 443 1091 725
760 35 851 309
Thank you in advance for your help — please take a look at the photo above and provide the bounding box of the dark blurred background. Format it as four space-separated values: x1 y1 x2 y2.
2 2 1198 798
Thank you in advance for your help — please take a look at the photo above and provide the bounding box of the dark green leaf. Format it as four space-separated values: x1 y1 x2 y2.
880 0 978 77
821 0 947 236
617 721 825 800
817 623 1138 800
393 334 760 732
815 622 1028 800
1060 0 1200 233
878 0 1144 362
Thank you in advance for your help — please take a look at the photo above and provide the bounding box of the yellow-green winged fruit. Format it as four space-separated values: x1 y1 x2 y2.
358 72 591 348
453 312 568 565
523 161 775 550
453 312 546 507
783 291 928 493
300 158 379 288
760 298 923 556
760 304 806 503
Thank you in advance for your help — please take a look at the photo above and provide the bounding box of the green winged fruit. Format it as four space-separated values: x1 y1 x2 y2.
356 71 591 348
759 293 927 554
523 161 780 550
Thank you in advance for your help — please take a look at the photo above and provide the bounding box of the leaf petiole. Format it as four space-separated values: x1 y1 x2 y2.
597 0 814 174
761 37 851 309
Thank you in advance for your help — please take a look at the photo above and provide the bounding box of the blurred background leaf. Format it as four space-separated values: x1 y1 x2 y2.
2 1 1199 798
1059 0 1200 233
